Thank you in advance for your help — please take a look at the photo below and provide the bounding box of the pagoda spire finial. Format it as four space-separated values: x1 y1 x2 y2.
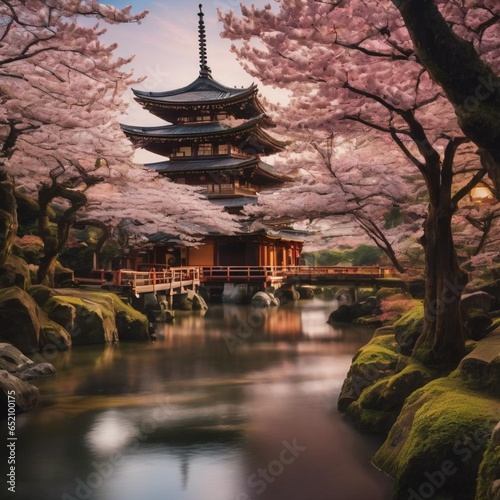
198 4 211 78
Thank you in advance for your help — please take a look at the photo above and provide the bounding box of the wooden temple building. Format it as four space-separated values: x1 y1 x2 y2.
120 5 303 270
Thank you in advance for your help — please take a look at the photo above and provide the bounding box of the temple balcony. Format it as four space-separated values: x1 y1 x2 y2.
205 183 258 198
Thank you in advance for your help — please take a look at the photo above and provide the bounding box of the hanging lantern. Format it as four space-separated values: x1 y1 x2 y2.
469 182 494 203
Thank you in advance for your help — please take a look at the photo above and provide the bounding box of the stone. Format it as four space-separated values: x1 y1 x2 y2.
374 376 500 500
54 261 74 286
493 421 500 446
297 286 315 299
0 287 40 353
222 283 249 304
16 362 56 381
492 480 500 500
0 369 39 412
328 302 367 323
174 290 209 311
28 284 56 307
337 335 401 412
0 343 34 373
458 333 500 395
0 254 31 290
276 284 300 303
251 291 280 307
461 291 494 320
44 294 118 345
465 314 493 340
45 289 148 342
40 315 72 351
481 280 500 310
393 303 424 355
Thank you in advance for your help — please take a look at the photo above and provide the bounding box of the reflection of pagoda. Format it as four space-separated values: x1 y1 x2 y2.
121 5 303 270
121 5 289 214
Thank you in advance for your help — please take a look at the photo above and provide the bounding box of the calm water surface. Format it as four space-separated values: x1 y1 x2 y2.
6 298 393 500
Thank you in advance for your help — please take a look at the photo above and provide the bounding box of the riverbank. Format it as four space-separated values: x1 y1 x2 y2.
336 287 500 500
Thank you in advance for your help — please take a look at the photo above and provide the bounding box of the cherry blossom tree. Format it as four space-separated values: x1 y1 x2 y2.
0 0 238 284
391 0 500 194
220 0 500 367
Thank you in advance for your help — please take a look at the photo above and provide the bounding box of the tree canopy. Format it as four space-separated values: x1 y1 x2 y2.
220 0 500 366
0 0 238 258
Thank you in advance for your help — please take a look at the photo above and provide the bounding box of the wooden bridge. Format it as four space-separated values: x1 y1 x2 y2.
75 265 402 297
75 267 201 296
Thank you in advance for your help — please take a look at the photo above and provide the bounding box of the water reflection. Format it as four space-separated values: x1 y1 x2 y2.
6 299 393 500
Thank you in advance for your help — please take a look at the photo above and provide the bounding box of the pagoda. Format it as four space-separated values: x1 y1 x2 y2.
121 4 290 213
121 5 303 270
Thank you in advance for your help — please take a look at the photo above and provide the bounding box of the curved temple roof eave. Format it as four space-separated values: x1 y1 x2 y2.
120 115 288 151
131 77 258 103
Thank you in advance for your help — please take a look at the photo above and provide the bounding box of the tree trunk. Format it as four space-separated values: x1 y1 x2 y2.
414 202 467 368
0 171 18 266
37 167 88 286
393 0 500 195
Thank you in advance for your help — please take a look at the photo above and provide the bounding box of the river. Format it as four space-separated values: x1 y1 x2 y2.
5 298 393 500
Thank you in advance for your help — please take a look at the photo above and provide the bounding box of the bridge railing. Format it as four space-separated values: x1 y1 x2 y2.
200 265 395 283
201 266 284 282
114 267 200 289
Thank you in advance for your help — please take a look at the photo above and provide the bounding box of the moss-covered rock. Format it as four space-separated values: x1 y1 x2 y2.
0 287 71 353
458 332 500 396
54 261 74 286
39 312 72 351
44 289 148 343
347 360 436 433
393 302 424 355
44 294 118 345
12 235 44 265
338 334 402 412
28 285 56 307
0 254 31 290
0 287 41 353
476 424 500 500
373 374 500 500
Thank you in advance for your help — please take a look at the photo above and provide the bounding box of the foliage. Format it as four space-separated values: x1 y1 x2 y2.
0 0 239 262
352 244 384 266
220 0 500 366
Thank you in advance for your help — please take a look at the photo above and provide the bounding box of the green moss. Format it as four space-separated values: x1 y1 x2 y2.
52 290 148 341
476 440 500 500
44 294 117 344
392 302 424 355
0 286 40 352
338 335 403 413
374 376 500 499
347 360 436 434
0 254 32 290
347 403 397 433
393 302 424 336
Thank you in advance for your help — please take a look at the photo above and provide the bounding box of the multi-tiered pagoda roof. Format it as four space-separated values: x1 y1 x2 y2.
121 5 290 210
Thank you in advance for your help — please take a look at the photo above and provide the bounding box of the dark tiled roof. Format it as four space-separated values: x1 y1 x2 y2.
121 121 231 137
210 197 257 208
146 158 290 183
132 75 256 104
121 115 267 138
147 157 257 173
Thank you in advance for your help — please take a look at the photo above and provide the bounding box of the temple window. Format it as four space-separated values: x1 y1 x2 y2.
198 143 212 156
172 146 192 157
217 144 229 155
